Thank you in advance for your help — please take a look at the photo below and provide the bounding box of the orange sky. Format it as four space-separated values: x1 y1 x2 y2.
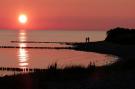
0 0 135 30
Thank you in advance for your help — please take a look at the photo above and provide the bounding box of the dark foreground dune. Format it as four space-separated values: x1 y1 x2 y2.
0 59 135 89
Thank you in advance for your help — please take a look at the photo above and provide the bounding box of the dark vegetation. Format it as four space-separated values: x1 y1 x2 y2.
0 59 135 89
105 27 135 44
0 27 135 89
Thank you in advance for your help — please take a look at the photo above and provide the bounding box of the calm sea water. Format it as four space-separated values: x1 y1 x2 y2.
0 30 117 76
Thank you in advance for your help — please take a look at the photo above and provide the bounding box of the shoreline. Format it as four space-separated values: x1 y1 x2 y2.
1 40 135 89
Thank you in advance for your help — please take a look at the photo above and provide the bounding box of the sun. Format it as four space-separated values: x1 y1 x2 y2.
18 14 28 24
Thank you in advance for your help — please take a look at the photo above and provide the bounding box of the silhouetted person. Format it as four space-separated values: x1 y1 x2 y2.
85 37 90 43
87 37 90 43
86 37 87 43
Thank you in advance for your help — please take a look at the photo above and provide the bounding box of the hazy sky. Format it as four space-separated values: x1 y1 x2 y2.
0 0 135 30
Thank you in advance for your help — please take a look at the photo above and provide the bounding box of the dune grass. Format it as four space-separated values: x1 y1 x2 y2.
0 58 135 89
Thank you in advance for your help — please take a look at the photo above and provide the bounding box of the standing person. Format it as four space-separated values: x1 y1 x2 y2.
88 37 90 43
86 37 88 43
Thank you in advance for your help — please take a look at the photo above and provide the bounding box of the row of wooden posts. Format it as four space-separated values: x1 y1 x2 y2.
0 67 48 72
0 46 72 49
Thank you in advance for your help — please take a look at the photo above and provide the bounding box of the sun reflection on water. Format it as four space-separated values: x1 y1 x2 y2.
18 30 29 71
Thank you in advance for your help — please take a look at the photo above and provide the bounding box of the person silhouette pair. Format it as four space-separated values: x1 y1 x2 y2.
86 37 90 43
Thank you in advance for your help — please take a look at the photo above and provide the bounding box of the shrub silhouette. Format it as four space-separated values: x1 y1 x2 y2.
105 27 135 44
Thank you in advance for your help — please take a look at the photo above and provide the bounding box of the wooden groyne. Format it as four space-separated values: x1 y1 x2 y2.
0 67 48 72
0 46 73 49
10 41 83 45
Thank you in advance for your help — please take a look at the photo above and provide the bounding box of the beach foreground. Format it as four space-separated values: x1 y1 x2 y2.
0 56 135 89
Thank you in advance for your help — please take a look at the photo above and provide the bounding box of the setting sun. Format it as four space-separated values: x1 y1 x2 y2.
18 14 28 24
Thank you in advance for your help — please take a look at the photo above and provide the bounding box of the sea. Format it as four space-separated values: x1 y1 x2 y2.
0 30 118 76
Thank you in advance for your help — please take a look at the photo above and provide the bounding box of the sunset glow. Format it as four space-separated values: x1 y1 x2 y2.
0 0 135 30
18 14 28 24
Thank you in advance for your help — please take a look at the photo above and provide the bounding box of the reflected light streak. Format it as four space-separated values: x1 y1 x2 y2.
18 30 29 70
